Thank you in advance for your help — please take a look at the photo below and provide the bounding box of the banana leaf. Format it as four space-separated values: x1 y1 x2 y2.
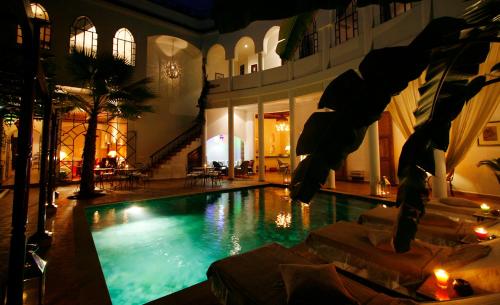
393 1 499 252
276 12 316 61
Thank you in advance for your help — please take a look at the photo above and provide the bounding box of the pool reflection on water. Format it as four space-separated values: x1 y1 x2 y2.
86 186 378 305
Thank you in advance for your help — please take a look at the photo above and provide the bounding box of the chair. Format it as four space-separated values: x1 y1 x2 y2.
234 160 250 177
247 160 255 175
207 243 419 305
212 161 228 176
277 159 290 179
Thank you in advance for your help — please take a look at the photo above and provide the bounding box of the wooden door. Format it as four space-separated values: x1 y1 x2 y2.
378 112 396 184
335 159 349 181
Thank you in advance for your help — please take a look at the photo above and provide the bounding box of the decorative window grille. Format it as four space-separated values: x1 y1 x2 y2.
379 1 414 23
113 28 136 66
335 0 359 45
69 16 98 57
298 21 318 59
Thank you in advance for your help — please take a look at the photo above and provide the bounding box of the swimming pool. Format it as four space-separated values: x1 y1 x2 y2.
86 186 380 305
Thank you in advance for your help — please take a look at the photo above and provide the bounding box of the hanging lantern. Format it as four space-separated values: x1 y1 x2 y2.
377 176 391 197
161 39 181 80
4 113 17 126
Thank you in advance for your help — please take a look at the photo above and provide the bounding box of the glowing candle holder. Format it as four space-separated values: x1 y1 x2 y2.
474 227 489 240
434 269 450 289
480 203 491 214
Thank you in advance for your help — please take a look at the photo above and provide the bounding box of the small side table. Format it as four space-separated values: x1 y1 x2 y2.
473 212 499 222
417 276 486 301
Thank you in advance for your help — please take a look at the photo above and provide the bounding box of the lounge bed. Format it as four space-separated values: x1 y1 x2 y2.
305 221 490 288
206 242 417 305
358 206 500 246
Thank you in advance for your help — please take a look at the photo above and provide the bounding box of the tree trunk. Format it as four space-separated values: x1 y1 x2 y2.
78 110 98 196
0 116 4 189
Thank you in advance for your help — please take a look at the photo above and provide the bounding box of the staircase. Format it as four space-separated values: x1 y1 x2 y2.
147 124 202 180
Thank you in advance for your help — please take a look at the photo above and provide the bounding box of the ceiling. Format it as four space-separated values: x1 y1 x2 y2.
148 0 213 19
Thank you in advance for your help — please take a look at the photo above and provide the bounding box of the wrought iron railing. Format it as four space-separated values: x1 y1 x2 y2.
147 123 202 171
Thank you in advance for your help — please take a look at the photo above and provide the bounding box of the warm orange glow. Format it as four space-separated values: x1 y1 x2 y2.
474 227 489 240
434 269 449 289
481 203 491 213
108 150 117 158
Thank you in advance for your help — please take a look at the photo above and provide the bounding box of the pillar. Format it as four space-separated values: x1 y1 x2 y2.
368 121 381 195
327 170 336 189
202 111 207 165
228 101 235 179
258 98 265 181
228 58 234 91
288 92 296 172
258 52 263 86
432 149 447 199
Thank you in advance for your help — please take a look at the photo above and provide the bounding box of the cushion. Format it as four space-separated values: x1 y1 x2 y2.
279 263 359 305
439 197 480 208
367 229 394 252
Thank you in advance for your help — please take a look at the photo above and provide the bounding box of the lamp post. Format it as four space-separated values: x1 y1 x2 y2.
7 3 39 304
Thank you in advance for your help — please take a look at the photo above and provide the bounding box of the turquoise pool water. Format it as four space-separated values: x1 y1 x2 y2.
86 186 379 305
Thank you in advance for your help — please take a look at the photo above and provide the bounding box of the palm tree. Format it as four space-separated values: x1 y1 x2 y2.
67 50 155 197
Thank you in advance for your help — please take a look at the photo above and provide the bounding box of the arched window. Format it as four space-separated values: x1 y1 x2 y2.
206 44 228 80
17 3 51 49
113 28 136 66
69 16 97 57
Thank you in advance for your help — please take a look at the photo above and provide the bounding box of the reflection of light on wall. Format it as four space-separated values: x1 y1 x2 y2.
275 212 292 228
59 150 68 160
93 211 100 224
230 235 241 255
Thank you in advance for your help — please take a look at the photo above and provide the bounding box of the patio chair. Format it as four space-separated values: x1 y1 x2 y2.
277 159 290 180
207 242 418 305
247 160 255 175
234 160 250 177
212 161 228 176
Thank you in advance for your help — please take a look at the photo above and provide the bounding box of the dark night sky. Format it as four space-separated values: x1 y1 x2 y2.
148 0 214 18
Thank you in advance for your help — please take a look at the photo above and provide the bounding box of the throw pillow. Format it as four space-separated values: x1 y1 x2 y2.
279 263 359 305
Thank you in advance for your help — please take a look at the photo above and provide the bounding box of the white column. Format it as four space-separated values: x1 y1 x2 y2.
258 52 263 86
368 121 381 195
202 111 207 165
228 59 234 91
228 101 235 179
258 99 265 181
327 170 336 189
288 92 296 172
432 149 447 199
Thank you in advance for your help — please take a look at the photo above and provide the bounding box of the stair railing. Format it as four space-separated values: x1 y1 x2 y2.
147 123 202 172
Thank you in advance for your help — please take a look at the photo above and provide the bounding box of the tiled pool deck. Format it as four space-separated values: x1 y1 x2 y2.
1 176 499 305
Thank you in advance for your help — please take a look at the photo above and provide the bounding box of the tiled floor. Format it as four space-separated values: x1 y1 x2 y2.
0 174 498 305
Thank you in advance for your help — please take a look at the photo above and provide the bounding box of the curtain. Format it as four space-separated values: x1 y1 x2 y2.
446 43 500 173
386 74 424 139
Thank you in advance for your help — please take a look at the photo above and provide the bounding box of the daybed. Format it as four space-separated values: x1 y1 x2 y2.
206 242 417 305
305 221 490 288
358 206 500 246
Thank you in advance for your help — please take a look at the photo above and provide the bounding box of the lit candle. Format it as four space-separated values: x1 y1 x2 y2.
480 203 491 213
434 269 449 289
474 227 489 240
125 164 129 169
